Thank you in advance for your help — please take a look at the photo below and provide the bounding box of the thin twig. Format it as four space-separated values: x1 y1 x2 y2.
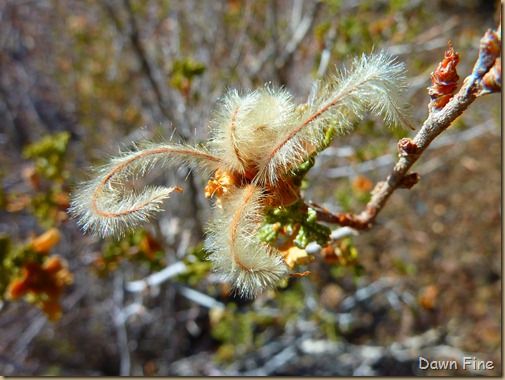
248 0 320 79
105 0 190 139
12 314 46 360
317 119 496 179
113 272 131 376
315 24 501 230
228 0 254 67
174 284 225 310
275 0 321 70
125 261 187 292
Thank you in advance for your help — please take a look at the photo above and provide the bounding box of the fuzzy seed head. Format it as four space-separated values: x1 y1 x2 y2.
69 142 222 237
70 50 411 298
209 87 297 176
254 51 411 184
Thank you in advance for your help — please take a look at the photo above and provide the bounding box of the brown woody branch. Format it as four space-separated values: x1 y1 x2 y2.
314 24 501 231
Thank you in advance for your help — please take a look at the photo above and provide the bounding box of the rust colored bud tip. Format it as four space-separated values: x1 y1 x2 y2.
398 138 419 157
481 29 501 58
480 57 502 95
291 271 311 278
336 212 371 230
428 42 460 109
399 173 420 189
173 186 183 193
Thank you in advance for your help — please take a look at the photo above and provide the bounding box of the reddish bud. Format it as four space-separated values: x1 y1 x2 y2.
398 138 419 157
399 173 420 189
480 29 501 59
480 57 501 94
428 42 460 110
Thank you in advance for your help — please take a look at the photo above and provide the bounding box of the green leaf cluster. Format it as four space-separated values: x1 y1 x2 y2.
97 230 166 276
169 58 206 91
258 201 331 249
23 132 70 182
177 245 213 287
16 132 72 228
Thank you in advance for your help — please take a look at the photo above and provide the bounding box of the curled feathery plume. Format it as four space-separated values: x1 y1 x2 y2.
208 86 297 178
205 185 289 298
69 142 223 237
255 51 412 184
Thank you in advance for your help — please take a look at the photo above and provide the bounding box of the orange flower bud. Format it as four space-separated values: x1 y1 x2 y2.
352 175 373 193
7 278 29 300
31 228 61 254
418 285 439 310
39 299 63 322
204 170 237 205
7 256 73 301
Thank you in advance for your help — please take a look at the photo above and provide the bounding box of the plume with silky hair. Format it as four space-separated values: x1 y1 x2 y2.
208 87 297 177
205 185 289 298
255 51 411 184
69 142 223 237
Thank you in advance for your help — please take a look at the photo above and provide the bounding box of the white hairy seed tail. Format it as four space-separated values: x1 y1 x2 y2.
208 87 297 176
69 142 223 238
254 51 411 185
205 184 289 298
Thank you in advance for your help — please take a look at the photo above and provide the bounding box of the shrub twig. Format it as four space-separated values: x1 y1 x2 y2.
313 24 501 230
